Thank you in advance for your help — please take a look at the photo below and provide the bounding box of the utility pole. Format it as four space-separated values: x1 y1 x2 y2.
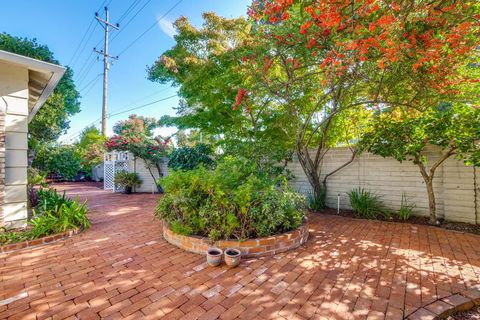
94 7 119 136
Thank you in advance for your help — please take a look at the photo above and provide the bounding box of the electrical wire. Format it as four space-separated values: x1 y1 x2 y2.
117 0 184 56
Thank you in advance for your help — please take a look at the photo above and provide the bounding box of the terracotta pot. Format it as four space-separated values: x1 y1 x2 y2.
206 247 223 267
224 248 241 268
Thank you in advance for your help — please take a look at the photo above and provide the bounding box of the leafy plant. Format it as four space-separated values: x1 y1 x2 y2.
27 168 48 207
168 144 214 171
114 172 142 188
348 188 389 219
32 144 82 180
306 188 326 211
155 156 306 240
1 188 90 245
397 192 416 221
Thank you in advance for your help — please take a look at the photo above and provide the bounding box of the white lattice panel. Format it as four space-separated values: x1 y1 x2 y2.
104 162 114 190
114 160 129 193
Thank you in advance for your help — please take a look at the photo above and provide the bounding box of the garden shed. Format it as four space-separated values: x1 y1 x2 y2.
103 150 168 193
0 50 65 227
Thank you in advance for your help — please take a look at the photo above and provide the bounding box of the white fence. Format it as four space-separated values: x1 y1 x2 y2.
103 151 168 193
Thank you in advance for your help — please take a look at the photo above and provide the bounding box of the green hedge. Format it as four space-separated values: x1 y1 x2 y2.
155 157 305 240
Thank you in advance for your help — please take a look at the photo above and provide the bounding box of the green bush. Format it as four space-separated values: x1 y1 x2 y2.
307 188 326 211
114 171 142 188
168 144 214 171
32 144 82 180
0 188 90 245
347 187 389 219
156 156 306 240
397 192 415 220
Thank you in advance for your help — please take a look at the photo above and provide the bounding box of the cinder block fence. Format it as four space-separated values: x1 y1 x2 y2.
288 146 479 224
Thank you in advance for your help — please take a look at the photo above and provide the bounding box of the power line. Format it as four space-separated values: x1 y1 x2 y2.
76 58 97 87
110 0 154 43
68 0 106 66
117 0 143 24
62 93 177 143
117 0 184 56
82 76 102 98
108 94 178 118
79 74 102 93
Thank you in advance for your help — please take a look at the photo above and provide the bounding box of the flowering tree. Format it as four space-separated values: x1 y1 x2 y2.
242 0 479 200
149 14 296 174
150 2 479 202
105 116 171 187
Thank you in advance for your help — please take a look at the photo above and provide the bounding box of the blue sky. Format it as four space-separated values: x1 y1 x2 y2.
0 0 251 142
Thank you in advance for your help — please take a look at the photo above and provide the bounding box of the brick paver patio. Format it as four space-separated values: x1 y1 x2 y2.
1 183 479 319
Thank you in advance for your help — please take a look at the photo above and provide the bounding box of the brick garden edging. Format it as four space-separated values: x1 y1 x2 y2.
0 228 83 254
406 288 480 319
162 223 309 258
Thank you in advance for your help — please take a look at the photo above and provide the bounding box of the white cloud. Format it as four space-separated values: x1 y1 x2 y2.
157 18 176 39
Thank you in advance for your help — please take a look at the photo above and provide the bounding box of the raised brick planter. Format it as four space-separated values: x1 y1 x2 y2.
0 228 83 253
163 223 309 258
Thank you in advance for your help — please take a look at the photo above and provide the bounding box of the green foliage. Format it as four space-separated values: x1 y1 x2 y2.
113 114 159 138
306 188 326 211
107 115 171 182
0 188 90 245
0 33 80 145
32 144 82 180
362 103 480 166
27 168 48 207
75 126 106 176
155 156 306 240
348 188 389 219
168 144 214 171
397 192 415 221
149 14 295 170
114 172 142 188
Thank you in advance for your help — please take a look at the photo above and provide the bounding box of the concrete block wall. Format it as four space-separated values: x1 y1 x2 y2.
288 146 479 224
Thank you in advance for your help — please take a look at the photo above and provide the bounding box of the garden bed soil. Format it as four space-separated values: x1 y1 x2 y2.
447 305 480 320
315 208 480 236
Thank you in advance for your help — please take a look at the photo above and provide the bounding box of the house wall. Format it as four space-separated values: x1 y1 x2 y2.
131 157 169 193
288 146 479 224
0 61 29 227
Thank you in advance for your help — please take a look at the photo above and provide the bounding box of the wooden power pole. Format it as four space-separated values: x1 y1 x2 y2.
94 7 119 136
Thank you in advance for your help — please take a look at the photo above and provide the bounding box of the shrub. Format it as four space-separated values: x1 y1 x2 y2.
307 188 326 211
0 188 90 245
114 172 142 188
168 144 214 171
397 192 415 220
155 156 306 240
33 144 82 180
27 167 47 207
348 187 389 219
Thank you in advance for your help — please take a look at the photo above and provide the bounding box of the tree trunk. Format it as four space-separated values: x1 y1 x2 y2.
296 147 323 200
424 177 437 224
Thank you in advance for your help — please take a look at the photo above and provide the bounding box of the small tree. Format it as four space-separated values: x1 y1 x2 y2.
75 126 106 176
106 116 171 188
362 103 480 224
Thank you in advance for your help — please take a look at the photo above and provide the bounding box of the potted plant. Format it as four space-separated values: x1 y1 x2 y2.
224 248 241 267
206 247 223 267
114 172 142 194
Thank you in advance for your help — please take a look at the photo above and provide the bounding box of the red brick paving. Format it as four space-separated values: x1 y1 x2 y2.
1 182 479 319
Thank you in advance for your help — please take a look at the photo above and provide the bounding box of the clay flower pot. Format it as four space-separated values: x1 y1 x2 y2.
224 248 241 268
206 248 223 267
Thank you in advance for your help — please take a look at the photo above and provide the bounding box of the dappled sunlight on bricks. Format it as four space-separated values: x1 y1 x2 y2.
0 182 479 319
